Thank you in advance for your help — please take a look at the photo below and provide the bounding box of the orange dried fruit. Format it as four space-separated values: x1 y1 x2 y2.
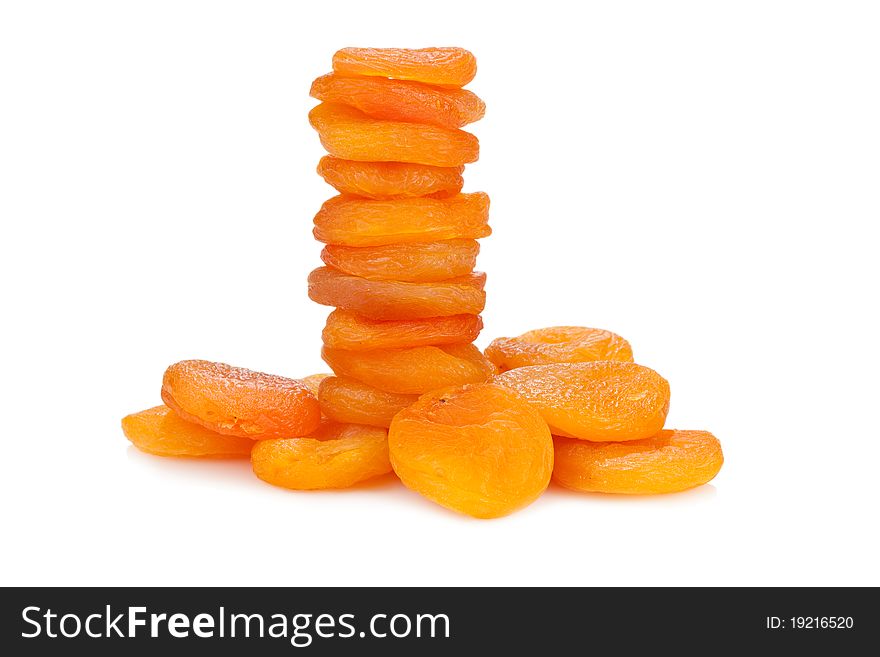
122 405 254 458
317 157 463 199
486 326 634 372
161 360 321 439
553 430 723 494
389 383 553 519
310 73 485 129
308 267 486 320
322 342 493 395
322 310 483 351
332 47 477 88
309 102 479 167
494 361 670 442
318 376 417 428
251 422 392 490
300 373 332 396
321 239 479 282
313 192 490 247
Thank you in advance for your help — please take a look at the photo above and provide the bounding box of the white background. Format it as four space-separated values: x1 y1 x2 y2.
2 1 878 587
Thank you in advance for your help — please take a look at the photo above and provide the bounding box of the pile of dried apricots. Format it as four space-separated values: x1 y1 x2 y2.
122 48 723 519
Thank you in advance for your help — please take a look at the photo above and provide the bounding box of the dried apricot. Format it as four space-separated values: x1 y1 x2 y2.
310 74 485 129
553 430 723 494
122 405 254 458
300 373 332 396
322 342 493 394
321 239 479 282
313 192 490 247
318 376 416 427
317 156 464 199
494 361 670 441
308 267 486 320
486 326 634 372
389 383 553 518
309 102 479 167
322 310 483 351
332 47 477 88
161 360 321 439
251 422 392 490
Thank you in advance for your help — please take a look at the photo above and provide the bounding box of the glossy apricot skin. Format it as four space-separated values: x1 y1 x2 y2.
251 422 392 490
322 310 483 351
494 361 670 442
486 326 634 372
389 383 553 519
552 430 724 494
161 360 321 439
122 405 254 458
317 157 463 199
322 343 494 395
310 74 485 129
318 376 417 428
332 47 477 88
313 193 490 247
321 239 479 283
309 102 479 167
308 267 486 320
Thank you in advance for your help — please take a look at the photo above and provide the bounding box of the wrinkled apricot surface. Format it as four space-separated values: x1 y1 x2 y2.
321 239 479 283
309 267 486 320
309 103 478 167
161 360 321 439
322 342 493 394
122 405 254 458
495 361 670 442
317 157 463 199
553 430 723 494
311 74 485 129
389 383 553 518
251 422 392 490
332 47 477 88
322 310 483 351
313 192 490 247
318 376 417 427
486 326 634 372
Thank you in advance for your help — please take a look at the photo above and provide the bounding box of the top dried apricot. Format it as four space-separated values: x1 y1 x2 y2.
332 47 477 87
494 361 670 442
486 326 633 372
161 360 321 439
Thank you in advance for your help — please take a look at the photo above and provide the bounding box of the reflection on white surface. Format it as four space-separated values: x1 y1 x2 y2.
126 444 254 483
126 445 719 517
126 445 402 492
546 482 718 504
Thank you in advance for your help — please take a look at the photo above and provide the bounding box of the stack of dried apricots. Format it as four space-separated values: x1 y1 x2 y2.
122 48 723 519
